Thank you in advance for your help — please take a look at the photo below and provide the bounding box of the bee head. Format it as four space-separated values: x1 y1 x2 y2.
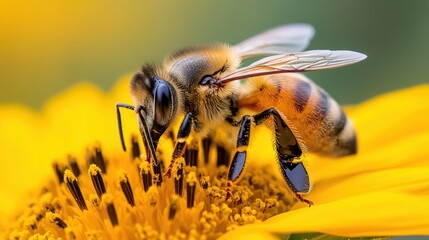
130 65 178 147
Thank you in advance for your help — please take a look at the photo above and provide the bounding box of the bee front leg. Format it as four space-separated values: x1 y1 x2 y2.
253 108 313 206
164 112 193 178
225 115 252 200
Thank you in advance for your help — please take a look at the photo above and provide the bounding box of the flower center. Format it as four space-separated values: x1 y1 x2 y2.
6 135 297 239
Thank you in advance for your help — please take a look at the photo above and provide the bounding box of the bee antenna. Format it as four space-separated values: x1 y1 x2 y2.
116 103 135 152
136 105 160 166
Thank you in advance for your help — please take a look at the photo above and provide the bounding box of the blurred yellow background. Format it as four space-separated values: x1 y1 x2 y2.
1 0 428 108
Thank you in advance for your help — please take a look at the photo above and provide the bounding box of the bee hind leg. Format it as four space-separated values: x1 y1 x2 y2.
253 108 313 206
164 112 193 178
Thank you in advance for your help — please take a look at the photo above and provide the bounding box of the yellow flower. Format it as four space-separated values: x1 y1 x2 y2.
0 75 428 239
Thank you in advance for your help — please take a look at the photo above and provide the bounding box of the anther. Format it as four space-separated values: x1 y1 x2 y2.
186 171 197 208
89 194 100 207
173 157 185 196
200 175 210 190
117 170 135 207
168 195 180 220
88 164 107 199
139 161 152 192
35 213 43 221
64 170 87 211
39 192 55 213
102 194 119 226
23 215 38 230
68 156 81 177
147 186 158 206
65 228 77 240
152 163 163 186
46 212 67 229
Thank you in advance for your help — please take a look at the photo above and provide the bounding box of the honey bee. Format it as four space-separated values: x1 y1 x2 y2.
116 24 366 205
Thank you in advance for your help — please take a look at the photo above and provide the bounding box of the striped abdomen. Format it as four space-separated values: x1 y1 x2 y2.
238 73 357 156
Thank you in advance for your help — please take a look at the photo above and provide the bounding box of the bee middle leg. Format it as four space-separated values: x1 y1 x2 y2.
164 112 193 178
225 115 252 200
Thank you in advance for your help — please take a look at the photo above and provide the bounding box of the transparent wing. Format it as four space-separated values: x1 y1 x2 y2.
219 50 367 83
233 23 315 59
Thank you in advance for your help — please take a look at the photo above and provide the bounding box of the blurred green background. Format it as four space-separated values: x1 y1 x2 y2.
1 0 428 108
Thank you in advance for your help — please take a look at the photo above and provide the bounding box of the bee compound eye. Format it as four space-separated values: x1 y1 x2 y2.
199 75 212 86
153 83 174 126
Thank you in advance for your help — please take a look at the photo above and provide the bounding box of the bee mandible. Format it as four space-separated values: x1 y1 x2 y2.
116 24 366 205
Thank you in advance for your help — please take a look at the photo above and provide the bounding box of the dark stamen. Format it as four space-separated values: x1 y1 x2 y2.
46 212 67 229
216 144 231 166
89 164 107 199
186 171 197 208
25 216 37 230
36 214 43 221
64 170 87 211
44 204 55 213
53 161 65 184
202 137 212 164
94 147 107 174
184 140 199 167
103 195 119 226
118 171 135 207
131 135 141 160
68 156 81 177
140 161 152 192
168 195 179 220
173 158 185 196
88 148 107 174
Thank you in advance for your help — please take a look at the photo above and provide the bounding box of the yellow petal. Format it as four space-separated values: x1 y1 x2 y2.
0 77 137 222
310 131 429 184
221 191 429 238
349 84 429 153
0 105 45 220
